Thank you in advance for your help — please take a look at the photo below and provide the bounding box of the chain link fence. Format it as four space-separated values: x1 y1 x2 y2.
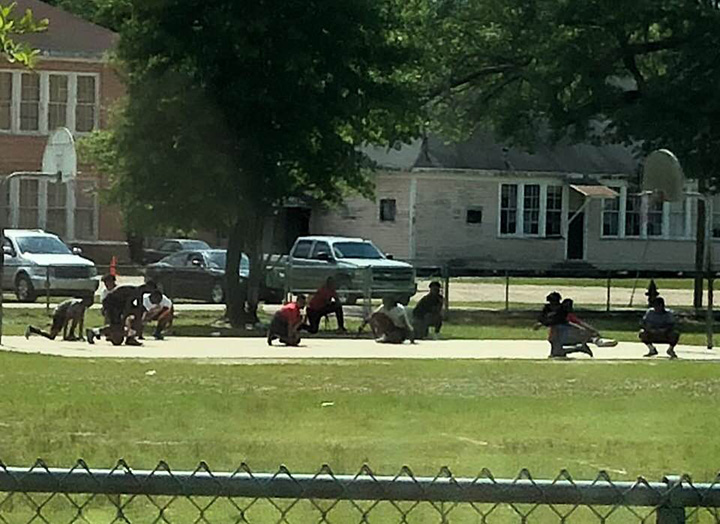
1 460 718 523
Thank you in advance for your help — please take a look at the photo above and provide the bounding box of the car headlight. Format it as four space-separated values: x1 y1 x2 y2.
89 266 98 278
28 266 48 277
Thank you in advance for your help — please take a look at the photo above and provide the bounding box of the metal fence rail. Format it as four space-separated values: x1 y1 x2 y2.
1 461 719 523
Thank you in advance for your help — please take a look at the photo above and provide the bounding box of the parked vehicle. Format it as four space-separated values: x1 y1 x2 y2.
142 238 211 265
144 249 251 304
269 236 417 304
1 229 98 302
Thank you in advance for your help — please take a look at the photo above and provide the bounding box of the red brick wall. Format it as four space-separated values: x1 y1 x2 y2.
0 57 127 241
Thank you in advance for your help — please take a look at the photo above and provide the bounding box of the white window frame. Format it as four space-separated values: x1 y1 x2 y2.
0 69 100 135
601 187 695 240
498 181 566 238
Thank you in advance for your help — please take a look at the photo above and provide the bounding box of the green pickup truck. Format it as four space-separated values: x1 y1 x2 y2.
267 236 417 304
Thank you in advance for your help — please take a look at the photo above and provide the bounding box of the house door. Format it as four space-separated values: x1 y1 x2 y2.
567 212 585 260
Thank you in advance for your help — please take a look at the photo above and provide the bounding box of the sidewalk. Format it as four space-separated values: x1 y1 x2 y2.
2 336 718 361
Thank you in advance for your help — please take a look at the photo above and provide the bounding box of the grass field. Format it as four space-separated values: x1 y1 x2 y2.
0 352 718 521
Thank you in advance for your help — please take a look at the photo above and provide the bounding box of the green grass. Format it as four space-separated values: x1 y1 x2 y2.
0 354 718 522
0 354 718 478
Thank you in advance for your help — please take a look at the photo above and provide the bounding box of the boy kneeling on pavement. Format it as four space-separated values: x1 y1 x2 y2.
141 289 174 340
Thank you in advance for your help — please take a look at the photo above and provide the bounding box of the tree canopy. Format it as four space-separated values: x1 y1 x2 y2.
82 0 422 323
0 2 48 66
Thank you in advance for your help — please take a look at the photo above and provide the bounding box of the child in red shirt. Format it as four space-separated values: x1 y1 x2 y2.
267 295 306 346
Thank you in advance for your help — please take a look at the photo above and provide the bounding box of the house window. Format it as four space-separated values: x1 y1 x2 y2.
18 179 39 228
76 75 96 132
500 184 518 234
48 74 69 129
601 187 621 236
379 198 396 222
46 181 67 238
20 73 40 131
0 72 11 130
466 207 483 224
625 194 641 237
545 185 563 237
647 199 664 237
523 185 540 235
668 199 687 238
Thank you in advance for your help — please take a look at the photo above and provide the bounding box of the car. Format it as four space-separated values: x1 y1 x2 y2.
1 229 99 302
144 249 250 303
268 235 417 304
142 238 212 265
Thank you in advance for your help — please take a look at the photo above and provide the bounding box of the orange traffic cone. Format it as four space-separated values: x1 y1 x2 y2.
109 256 117 276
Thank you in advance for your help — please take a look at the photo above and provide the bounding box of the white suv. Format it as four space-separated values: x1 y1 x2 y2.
2 229 98 302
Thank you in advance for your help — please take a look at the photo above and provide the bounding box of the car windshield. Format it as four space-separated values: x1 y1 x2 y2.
181 240 210 250
16 236 72 255
333 241 383 259
207 251 250 276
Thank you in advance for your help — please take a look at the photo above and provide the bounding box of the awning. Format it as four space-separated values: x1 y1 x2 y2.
570 184 618 198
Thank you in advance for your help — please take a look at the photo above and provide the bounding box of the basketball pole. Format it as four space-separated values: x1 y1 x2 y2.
0 171 62 346
704 195 713 350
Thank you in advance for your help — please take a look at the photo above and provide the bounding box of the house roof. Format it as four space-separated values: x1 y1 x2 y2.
416 131 638 175
366 130 639 176
13 0 117 59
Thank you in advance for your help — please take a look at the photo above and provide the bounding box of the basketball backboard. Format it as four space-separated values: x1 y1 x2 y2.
642 149 685 202
42 127 77 183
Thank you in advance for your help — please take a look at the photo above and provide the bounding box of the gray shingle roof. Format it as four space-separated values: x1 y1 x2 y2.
13 0 117 59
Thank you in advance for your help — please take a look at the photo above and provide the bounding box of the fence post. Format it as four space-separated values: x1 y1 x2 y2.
363 266 373 319
656 475 685 524
606 273 611 313
442 264 450 319
45 267 51 315
504 272 510 312
707 273 714 350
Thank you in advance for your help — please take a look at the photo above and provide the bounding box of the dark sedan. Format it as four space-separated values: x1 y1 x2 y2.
142 238 211 265
144 249 249 303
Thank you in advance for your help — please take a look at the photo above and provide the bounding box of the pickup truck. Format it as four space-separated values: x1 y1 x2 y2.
268 236 416 304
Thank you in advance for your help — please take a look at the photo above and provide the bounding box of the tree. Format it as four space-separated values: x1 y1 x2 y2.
0 2 48 65
42 0 130 31
82 0 421 325
408 0 720 305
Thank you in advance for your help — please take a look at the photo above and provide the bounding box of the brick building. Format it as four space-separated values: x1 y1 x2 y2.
0 0 126 262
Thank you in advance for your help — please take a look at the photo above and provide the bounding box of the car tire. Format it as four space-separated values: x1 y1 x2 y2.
399 295 412 306
15 273 37 303
210 282 225 304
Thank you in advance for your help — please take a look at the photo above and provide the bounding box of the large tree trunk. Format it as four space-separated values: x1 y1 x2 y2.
225 208 266 328
226 216 250 327
694 181 707 309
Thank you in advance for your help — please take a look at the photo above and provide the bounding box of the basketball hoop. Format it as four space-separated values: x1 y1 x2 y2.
642 149 684 202
42 127 77 183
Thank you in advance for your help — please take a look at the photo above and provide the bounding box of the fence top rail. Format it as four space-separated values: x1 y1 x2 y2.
1 465 719 507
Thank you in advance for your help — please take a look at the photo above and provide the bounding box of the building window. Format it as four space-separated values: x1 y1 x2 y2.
669 199 687 238
545 185 562 237
48 74 69 130
46 181 67 238
20 73 40 131
0 72 11 131
625 194 642 237
18 179 39 228
523 184 540 235
647 199 664 237
500 184 518 234
602 187 620 236
75 75 96 132
466 207 483 224
379 198 396 222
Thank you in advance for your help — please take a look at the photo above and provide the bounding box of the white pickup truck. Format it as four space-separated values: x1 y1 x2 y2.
270 236 417 304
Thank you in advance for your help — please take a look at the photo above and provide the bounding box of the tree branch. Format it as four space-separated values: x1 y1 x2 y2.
427 62 527 100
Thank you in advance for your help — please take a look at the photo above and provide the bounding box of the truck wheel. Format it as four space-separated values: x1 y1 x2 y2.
399 295 411 306
15 274 37 303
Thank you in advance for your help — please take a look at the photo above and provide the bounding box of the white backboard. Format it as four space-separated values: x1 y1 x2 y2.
42 127 77 182
642 149 685 202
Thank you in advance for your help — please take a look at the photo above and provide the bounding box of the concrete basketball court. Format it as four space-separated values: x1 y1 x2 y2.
1 336 719 361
